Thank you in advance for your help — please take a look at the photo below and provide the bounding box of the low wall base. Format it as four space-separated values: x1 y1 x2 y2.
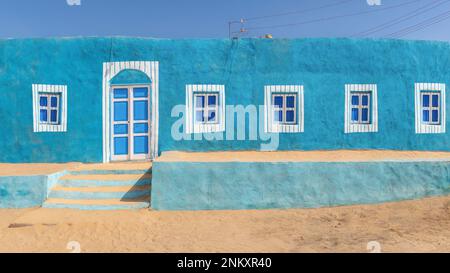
0 169 67 209
151 161 450 210
0 176 47 208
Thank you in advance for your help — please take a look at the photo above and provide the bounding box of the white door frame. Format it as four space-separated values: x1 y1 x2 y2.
102 61 159 163
111 85 151 162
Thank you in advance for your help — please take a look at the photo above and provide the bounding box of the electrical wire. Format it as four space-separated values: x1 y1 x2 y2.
394 13 450 37
243 0 355 22
351 0 449 37
385 9 450 37
245 0 422 31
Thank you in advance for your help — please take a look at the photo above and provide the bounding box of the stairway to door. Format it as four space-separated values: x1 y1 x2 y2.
43 163 152 210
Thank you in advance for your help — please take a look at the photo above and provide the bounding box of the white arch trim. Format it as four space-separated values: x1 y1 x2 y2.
102 61 159 163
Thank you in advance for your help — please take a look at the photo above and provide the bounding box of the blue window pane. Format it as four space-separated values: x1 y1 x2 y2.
133 100 148 120
195 110 204 122
114 137 128 155
40 110 47 122
423 95 430 107
195 95 205 108
274 96 283 108
208 110 216 122
423 110 430 122
362 95 369 106
133 87 148 98
208 95 217 106
50 110 58 122
351 108 359 121
113 88 128 99
114 101 128 121
361 108 369 122
286 96 295 108
114 124 128 135
40 96 47 107
273 110 282 122
286 110 295 122
432 95 439 107
134 136 149 154
134 123 148 134
351 95 359 106
50 96 58 107
432 110 439 122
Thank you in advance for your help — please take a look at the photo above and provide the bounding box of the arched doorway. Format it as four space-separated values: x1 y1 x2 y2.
102 62 159 162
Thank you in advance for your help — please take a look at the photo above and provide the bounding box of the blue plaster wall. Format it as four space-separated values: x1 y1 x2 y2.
151 161 450 210
0 175 47 208
1 37 450 163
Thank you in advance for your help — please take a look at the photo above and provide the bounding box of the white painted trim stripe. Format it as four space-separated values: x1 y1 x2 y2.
32 84 68 133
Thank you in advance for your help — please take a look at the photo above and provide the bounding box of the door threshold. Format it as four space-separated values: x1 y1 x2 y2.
110 159 153 163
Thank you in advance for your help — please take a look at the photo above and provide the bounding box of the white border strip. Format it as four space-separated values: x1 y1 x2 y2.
185 84 225 134
264 85 304 133
344 84 378 134
102 61 159 163
32 84 68 133
415 83 446 134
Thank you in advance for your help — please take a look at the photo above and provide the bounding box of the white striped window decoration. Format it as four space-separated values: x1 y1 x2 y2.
415 83 446 134
32 84 67 132
264 85 304 133
185 84 225 134
344 84 378 134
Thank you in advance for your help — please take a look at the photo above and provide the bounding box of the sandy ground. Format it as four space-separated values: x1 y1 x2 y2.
158 150 450 162
0 163 81 176
0 195 449 253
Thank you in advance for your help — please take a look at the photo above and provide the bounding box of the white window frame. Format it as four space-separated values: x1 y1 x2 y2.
193 93 219 125
421 92 440 125
186 84 225 134
264 85 304 133
415 83 446 134
272 93 297 125
344 84 378 133
349 92 371 125
38 93 60 125
32 84 67 132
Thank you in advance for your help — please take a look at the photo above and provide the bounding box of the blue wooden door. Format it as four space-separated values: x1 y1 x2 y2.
111 86 151 161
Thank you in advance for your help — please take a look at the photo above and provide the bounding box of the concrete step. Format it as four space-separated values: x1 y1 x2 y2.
58 173 152 187
45 165 152 210
49 185 151 200
70 162 152 171
43 197 150 210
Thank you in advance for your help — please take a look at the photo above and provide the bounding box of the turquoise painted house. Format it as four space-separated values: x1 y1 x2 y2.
1 37 450 210
1 37 450 163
